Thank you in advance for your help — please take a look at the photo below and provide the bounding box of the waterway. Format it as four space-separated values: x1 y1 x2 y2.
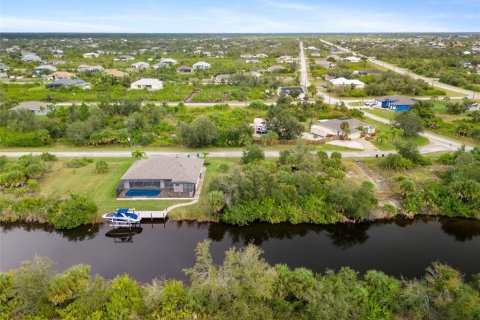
1 216 480 282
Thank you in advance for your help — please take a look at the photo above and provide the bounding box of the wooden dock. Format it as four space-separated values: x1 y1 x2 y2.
136 210 168 220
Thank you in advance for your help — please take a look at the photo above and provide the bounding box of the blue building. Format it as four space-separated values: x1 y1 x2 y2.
374 95 416 112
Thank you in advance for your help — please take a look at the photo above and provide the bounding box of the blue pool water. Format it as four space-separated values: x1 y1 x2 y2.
125 189 161 197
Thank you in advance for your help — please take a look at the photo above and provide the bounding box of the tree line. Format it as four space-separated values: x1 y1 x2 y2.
2 241 479 319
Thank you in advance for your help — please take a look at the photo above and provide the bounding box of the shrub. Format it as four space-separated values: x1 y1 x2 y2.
380 154 414 170
95 160 109 174
207 191 225 214
40 153 58 162
218 163 230 173
66 158 93 168
48 194 98 229
26 179 39 193
242 144 265 164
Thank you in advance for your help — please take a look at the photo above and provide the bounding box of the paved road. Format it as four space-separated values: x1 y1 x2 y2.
362 111 471 152
319 39 477 99
299 41 310 88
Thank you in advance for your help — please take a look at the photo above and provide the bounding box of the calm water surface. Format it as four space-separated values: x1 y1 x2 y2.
1 216 480 282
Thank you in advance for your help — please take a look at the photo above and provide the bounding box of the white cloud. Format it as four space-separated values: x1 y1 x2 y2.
0 1 475 33
263 0 314 11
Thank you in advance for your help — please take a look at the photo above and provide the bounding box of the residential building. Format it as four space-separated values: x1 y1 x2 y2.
130 78 163 91
116 55 135 61
0 63 10 72
214 74 231 84
329 77 365 88
374 95 416 112
344 56 361 62
22 52 42 62
46 79 91 90
311 118 375 139
176 65 193 73
267 65 286 72
48 71 75 80
277 86 305 99
192 61 211 69
278 55 294 63
33 65 57 74
131 62 150 70
11 101 51 116
105 69 128 78
83 52 99 58
159 58 178 65
115 156 204 198
77 64 104 72
315 59 335 69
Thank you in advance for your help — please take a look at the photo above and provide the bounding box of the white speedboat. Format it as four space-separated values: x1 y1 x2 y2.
102 208 141 227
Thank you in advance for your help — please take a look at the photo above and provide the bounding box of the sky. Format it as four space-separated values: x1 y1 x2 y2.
0 0 479 33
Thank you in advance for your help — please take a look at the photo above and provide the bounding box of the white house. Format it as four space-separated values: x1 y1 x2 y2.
83 52 99 58
192 61 211 70
344 56 361 63
130 78 163 91
329 77 365 88
77 64 104 72
278 55 294 63
159 58 178 65
22 53 42 62
131 62 150 70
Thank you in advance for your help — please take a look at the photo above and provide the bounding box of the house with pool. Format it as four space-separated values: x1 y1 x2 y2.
116 156 204 199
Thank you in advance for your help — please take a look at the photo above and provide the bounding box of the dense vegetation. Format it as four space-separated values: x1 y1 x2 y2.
385 147 480 218
0 154 99 228
208 142 377 225
411 100 480 143
2 241 480 319
330 35 480 92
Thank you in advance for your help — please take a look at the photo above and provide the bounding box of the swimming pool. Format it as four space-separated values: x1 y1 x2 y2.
125 189 161 197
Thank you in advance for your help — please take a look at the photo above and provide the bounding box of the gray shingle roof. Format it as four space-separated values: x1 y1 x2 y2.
316 118 372 132
121 156 204 184
375 95 416 106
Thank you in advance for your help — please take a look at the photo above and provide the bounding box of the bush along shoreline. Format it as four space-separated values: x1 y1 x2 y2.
1 240 480 319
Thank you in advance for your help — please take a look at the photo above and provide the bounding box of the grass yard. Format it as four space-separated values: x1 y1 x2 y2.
362 117 430 151
169 157 241 221
365 108 395 120
40 158 188 215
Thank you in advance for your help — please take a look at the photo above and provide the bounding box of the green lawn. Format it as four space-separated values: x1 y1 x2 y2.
168 157 241 221
365 108 395 120
362 117 430 151
40 158 188 214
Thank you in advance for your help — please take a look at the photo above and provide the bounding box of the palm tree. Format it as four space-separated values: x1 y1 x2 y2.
131 150 146 161
399 179 416 198
339 121 351 140
377 131 389 145
266 131 279 146
389 128 400 141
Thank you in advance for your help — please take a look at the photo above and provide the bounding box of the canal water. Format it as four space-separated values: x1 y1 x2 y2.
1 216 480 282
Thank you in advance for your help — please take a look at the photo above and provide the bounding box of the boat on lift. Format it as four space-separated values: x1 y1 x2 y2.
102 208 141 227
